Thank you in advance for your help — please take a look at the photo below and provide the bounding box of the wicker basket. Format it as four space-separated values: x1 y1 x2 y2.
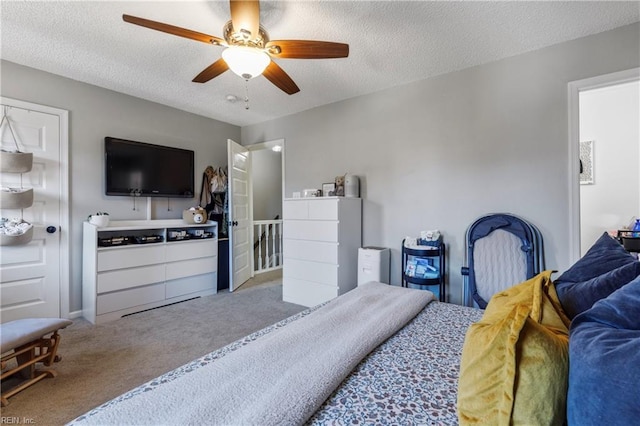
1 188 34 209
0 226 33 246
0 151 33 173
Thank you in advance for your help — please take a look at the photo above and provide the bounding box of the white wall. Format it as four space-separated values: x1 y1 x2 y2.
242 23 640 304
1 60 240 314
580 80 640 254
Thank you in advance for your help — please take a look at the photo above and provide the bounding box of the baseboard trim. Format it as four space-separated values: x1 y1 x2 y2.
68 310 83 320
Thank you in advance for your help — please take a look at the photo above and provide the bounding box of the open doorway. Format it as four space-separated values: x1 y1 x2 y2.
579 80 639 255
249 140 284 274
568 68 640 261
226 139 285 292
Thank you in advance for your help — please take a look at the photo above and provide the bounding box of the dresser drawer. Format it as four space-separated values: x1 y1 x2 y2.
165 273 216 298
307 199 338 220
284 220 338 242
284 259 339 286
166 239 217 261
283 200 309 219
97 245 165 272
284 199 340 221
166 257 216 281
97 264 165 294
282 278 339 307
283 239 338 264
97 283 165 315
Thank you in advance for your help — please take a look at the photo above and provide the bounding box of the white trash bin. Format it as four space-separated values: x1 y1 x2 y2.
357 246 390 285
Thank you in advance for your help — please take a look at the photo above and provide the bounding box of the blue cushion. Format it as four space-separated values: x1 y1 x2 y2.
556 261 640 319
567 276 640 425
555 232 636 285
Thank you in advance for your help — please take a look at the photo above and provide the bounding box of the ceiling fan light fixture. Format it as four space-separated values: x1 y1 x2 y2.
222 46 270 80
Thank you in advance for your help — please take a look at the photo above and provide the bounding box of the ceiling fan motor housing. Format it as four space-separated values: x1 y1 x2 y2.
223 21 269 48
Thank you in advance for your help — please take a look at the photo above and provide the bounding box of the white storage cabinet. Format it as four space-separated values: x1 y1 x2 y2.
83 220 218 324
357 247 391 285
283 197 362 307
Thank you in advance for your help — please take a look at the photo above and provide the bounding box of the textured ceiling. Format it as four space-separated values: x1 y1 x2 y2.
2 1 639 127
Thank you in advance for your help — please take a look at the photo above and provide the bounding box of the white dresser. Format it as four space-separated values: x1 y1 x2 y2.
82 220 218 324
283 197 362 307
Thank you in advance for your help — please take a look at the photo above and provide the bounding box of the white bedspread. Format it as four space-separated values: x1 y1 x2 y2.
70 282 434 426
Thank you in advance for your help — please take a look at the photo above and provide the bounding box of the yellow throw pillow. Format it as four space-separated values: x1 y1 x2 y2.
458 271 570 425
483 270 570 331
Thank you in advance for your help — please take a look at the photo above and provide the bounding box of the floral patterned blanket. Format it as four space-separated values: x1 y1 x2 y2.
309 302 482 425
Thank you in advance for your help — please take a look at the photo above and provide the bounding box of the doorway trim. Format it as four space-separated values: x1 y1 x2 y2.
1 96 70 318
567 67 640 263
246 138 285 278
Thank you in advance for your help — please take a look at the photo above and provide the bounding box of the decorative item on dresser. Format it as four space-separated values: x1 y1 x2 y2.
87 212 110 227
282 196 362 307
322 182 336 197
82 219 218 324
334 174 345 196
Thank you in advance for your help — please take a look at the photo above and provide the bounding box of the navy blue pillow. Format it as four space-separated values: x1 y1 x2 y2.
555 232 636 285
556 261 640 319
567 276 640 425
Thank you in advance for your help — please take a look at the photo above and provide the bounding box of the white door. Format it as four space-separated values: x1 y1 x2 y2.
227 139 252 291
0 100 66 322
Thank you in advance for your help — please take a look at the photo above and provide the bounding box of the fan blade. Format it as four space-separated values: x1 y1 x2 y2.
123 14 225 46
266 40 349 59
262 61 300 95
230 0 260 40
193 59 229 83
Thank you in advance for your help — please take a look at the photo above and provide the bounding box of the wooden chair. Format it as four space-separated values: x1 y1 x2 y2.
1 318 72 406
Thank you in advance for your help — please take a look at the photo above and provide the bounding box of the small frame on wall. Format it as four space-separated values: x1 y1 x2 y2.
580 140 594 185
322 182 336 196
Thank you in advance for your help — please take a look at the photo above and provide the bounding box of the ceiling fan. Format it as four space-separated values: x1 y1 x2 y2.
123 0 349 95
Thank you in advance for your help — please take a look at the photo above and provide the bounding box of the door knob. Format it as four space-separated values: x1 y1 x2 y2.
46 226 58 234
231 221 238 227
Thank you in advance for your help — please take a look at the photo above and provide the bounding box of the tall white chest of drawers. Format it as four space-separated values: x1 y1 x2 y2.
283 197 362 307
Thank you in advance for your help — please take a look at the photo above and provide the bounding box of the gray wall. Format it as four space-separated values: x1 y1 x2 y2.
242 23 640 304
1 60 240 313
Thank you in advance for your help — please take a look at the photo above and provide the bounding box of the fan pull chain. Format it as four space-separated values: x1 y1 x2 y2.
244 80 250 110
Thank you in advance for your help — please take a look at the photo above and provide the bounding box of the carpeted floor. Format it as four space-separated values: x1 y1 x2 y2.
0 271 304 425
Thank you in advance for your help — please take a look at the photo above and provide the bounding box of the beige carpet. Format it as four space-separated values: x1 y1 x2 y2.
0 271 304 425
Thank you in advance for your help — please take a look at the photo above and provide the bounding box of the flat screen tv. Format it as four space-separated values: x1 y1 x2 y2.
105 137 195 198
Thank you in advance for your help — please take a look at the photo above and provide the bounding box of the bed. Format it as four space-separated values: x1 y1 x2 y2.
67 232 640 426
67 282 482 425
